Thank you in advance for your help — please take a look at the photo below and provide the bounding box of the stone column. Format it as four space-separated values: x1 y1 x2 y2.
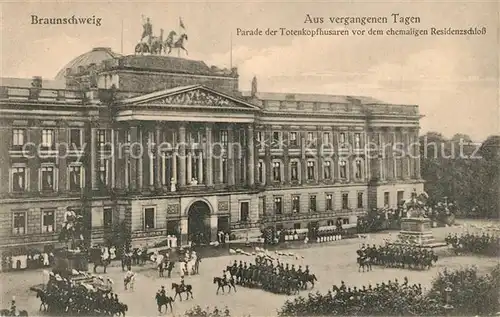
300 131 306 184
178 124 186 187
247 125 255 186
155 126 162 188
205 125 213 186
186 151 192 184
198 152 203 183
57 124 68 192
171 151 177 189
180 217 188 246
227 126 235 186
90 127 97 189
138 128 143 189
111 129 115 188
210 215 218 242
129 125 138 190
265 129 272 184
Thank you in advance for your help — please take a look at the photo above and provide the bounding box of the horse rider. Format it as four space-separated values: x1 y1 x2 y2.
124 269 135 290
179 276 186 291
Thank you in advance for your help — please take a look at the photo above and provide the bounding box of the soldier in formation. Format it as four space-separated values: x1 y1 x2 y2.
445 232 499 256
34 273 126 316
357 243 438 270
225 256 316 295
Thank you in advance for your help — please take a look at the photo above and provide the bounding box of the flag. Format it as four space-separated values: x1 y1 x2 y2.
179 17 185 29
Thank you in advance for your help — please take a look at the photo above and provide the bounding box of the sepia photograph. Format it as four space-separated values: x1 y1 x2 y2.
0 1 498 316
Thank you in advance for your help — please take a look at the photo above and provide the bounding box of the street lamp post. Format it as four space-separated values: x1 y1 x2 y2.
443 285 454 316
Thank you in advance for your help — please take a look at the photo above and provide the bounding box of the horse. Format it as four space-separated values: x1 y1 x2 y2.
0 310 11 317
213 277 236 295
135 42 149 55
93 257 111 273
165 33 188 55
115 303 128 317
171 283 193 301
155 293 174 313
159 261 175 278
357 255 372 272
35 289 48 311
303 273 318 289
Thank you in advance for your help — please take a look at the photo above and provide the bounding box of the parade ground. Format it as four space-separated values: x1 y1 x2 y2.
1 220 498 316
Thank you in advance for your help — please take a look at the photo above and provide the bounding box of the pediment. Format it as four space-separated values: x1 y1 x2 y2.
121 85 258 111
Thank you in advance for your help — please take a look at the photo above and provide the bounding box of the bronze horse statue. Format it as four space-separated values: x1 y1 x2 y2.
164 31 188 55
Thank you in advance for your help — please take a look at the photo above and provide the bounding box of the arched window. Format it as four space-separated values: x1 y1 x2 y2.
339 160 347 180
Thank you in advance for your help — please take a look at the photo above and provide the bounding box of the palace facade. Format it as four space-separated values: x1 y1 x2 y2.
0 47 424 252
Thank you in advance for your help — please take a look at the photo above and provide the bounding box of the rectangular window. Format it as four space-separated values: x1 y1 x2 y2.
12 166 27 192
354 133 361 149
307 132 315 146
397 191 405 207
324 161 332 179
240 202 249 222
12 129 26 148
326 194 333 211
41 166 55 191
144 207 155 230
126 130 131 143
292 196 300 213
307 161 315 180
41 129 55 149
323 132 331 145
289 132 298 146
290 161 299 181
99 160 108 186
273 161 281 182
339 132 346 145
103 208 113 228
327 220 334 226
276 224 283 231
42 209 55 233
293 223 301 230
342 193 349 209
222 158 227 183
257 131 263 149
70 129 82 149
69 165 82 190
13 212 26 235
272 131 281 145
384 192 390 207
97 129 106 148
339 160 347 179
355 160 362 179
274 197 282 215
220 130 228 147
258 161 264 184
309 195 317 212
357 192 364 208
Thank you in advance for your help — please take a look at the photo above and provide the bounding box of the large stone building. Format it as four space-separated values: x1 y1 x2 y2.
0 47 424 252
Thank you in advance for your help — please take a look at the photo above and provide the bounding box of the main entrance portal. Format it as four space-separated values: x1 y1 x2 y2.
188 201 211 245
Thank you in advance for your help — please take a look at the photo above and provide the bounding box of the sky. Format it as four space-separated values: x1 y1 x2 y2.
0 0 498 141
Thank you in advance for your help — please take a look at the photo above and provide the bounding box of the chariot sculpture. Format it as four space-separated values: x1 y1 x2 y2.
135 15 188 56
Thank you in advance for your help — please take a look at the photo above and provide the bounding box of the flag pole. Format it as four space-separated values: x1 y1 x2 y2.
178 17 181 58
120 18 124 54
230 31 233 69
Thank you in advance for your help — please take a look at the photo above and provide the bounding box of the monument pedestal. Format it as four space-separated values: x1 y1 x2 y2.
397 217 436 246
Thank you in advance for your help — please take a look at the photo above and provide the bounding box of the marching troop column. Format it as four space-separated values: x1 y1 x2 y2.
205 125 213 186
178 124 186 187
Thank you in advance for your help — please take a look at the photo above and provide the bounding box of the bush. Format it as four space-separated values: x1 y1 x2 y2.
184 306 231 317
278 265 500 316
